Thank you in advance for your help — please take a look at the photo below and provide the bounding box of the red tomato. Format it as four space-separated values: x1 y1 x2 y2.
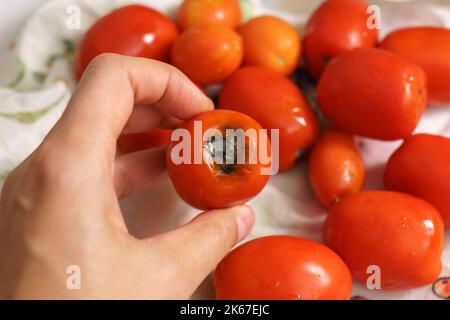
214 236 352 300
380 27 450 106
309 130 365 208
238 16 301 76
75 5 178 79
117 129 172 154
219 66 319 171
171 25 243 85
384 134 450 227
303 0 378 79
177 0 242 31
317 48 427 140
166 110 271 210
324 191 444 290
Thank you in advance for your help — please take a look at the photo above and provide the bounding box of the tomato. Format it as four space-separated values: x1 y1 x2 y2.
384 134 450 227
214 236 352 300
238 16 301 76
380 27 450 106
303 0 378 79
324 191 444 290
219 66 319 171
75 5 178 79
177 0 242 31
317 48 427 140
171 25 243 85
117 129 172 154
166 110 271 210
309 130 365 208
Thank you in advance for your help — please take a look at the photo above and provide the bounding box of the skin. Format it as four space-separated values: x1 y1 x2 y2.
384 134 450 227
238 16 301 76
219 66 319 171
214 236 353 300
324 191 444 290
75 5 178 80
380 27 450 106
177 0 242 31
308 130 365 208
0 54 255 299
166 110 271 210
303 0 378 79
317 48 427 140
171 25 243 85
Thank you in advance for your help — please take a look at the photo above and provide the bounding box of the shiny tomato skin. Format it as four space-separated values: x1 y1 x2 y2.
384 134 450 227
303 0 378 79
166 110 270 210
219 66 319 171
238 16 301 76
317 48 427 140
75 5 178 79
380 27 450 106
214 236 352 300
171 25 243 85
309 130 365 208
177 0 242 31
324 191 444 290
117 129 172 154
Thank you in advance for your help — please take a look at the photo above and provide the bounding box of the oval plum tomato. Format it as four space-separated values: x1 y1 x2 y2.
380 27 450 106
303 0 378 79
177 0 242 31
384 134 450 227
75 5 178 79
214 236 352 300
219 66 319 171
117 129 172 154
309 130 365 208
238 16 301 76
324 191 444 290
166 110 271 210
171 25 243 85
317 48 427 140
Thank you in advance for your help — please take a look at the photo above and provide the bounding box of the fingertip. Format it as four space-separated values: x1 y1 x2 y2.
233 205 255 242
141 204 255 294
190 205 255 244
154 70 214 120
188 81 215 114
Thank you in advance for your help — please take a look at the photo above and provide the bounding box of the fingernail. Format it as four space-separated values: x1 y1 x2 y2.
235 205 255 242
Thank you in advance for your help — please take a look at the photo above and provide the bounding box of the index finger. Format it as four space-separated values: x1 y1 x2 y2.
48 54 213 159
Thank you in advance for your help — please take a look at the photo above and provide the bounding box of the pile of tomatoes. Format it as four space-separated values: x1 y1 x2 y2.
75 0 450 300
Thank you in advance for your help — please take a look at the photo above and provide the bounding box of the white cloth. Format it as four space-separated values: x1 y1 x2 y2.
0 0 449 300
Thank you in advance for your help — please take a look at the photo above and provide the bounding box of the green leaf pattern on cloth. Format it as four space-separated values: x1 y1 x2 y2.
0 0 127 185
6 60 25 88
46 39 75 68
0 92 67 124
33 71 48 84
0 171 10 180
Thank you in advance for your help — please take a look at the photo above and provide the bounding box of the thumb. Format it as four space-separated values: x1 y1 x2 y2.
150 205 254 296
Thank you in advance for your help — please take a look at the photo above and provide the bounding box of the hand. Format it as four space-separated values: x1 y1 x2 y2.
0 54 255 299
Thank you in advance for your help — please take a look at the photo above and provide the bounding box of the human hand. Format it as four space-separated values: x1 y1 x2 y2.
0 54 255 299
